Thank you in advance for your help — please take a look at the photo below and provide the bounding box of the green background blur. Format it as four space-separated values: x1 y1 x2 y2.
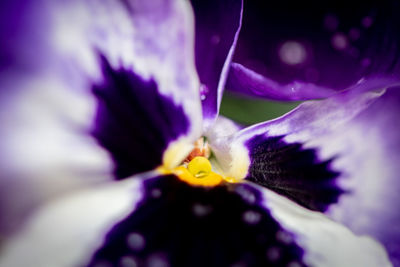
219 92 301 126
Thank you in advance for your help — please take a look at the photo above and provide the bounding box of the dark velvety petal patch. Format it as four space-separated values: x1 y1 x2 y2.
86 175 306 267
190 0 242 126
246 135 343 212
228 0 400 100
92 56 189 180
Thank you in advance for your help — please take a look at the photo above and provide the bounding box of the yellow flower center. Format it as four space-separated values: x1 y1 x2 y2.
158 155 237 187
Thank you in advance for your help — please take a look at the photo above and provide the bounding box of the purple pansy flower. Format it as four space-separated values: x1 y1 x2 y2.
0 0 399 266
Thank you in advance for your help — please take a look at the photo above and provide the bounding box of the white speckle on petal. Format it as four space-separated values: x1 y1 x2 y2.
331 33 348 50
276 230 293 244
127 233 146 251
279 41 307 65
266 247 281 262
151 188 162 198
119 256 138 267
147 254 169 267
192 203 212 217
242 210 261 225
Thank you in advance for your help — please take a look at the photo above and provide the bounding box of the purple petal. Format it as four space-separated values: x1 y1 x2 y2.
245 135 342 212
227 1 400 100
92 56 190 179
0 0 201 234
235 88 400 264
87 176 306 266
191 0 243 129
0 177 145 267
259 184 391 267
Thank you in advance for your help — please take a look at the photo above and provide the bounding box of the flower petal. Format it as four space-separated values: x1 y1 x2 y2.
259 184 391 267
0 0 201 232
190 0 243 129
10 175 389 267
86 176 307 266
0 175 145 267
227 1 400 100
233 88 400 264
92 56 192 179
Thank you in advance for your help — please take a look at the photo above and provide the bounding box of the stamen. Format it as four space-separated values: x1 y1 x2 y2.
184 137 211 163
158 138 238 187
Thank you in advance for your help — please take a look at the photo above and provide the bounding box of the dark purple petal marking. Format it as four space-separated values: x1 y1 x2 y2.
92 56 189 179
86 175 306 267
190 0 243 128
227 0 400 100
245 135 343 212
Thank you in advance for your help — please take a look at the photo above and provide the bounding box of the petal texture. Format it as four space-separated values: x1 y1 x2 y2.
190 0 243 129
234 88 400 264
92 56 190 179
87 175 306 267
0 176 144 267
227 0 400 100
0 0 200 232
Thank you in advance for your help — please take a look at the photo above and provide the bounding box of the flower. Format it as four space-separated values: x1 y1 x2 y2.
0 0 399 267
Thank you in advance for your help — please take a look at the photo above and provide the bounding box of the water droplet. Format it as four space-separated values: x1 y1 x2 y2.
266 247 281 262
127 232 145 251
147 254 169 267
200 84 208 101
151 188 162 198
235 185 256 204
279 41 307 65
192 203 212 217
119 256 138 267
242 210 261 225
331 33 348 50
276 230 293 244
324 14 339 31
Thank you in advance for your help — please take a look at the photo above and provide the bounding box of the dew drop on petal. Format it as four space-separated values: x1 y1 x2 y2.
147 254 169 267
279 41 307 65
119 256 138 267
151 188 162 198
200 84 208 101
235 185 256 204
276 230 293 244
126 232 146 251
192 203 212 217
242 210 261 225
331 33 348 50
266 247 281 262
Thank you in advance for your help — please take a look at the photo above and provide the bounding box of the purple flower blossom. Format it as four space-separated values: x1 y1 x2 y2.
0 0 399 266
